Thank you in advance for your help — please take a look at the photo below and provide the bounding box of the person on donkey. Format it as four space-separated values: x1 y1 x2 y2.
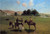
29 17 33 24
15 17 19 28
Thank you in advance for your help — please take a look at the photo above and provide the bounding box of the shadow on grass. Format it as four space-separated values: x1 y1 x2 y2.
25 29 35 33
10 29 22 32
10 29 35 33
0 31 7 34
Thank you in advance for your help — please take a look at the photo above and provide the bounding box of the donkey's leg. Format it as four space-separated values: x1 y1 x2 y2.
18 25 19 30
29 25 30 30
34 24 36 30
15 25 16 28
12 25 14 28
35 25 36 30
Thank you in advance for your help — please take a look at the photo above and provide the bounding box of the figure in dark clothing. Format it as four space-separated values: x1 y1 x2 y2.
15 17 24 30
15 17 19 28
16 17 19 23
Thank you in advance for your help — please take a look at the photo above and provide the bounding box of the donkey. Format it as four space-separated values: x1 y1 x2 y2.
9 21 23 29
9 18 24 30
15 18 24 29
15 21 23 29
24 20 36 30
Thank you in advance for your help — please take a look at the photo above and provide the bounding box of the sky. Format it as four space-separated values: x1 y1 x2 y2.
0 0 50 14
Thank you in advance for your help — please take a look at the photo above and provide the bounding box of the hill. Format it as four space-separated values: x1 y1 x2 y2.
0 10 23 16
0 10 16 16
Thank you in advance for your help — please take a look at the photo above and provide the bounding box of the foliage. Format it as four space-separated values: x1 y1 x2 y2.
31 9 40 16
22 9 40 16
22 10 27 15
14 12 17 16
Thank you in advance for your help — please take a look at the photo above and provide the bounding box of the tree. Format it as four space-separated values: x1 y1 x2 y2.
31 9 40 16
22 9 31 15
14 12 17 16
22 9 40 16
22 10 27 15
27 9 31 15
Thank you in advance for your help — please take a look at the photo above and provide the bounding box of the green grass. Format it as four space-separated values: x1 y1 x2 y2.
0 16 50 34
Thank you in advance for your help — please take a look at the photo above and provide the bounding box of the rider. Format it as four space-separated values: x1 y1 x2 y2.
21 17 23 23
15 17 19 28
29 17 33 24
16 17 19 23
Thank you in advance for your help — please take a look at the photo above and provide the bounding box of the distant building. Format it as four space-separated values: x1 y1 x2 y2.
0 10 7 16
40 13 50 18
17 11 23 15
0 10 15 16
2 10 15 16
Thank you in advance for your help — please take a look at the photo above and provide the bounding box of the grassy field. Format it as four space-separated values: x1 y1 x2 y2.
0 16 50 34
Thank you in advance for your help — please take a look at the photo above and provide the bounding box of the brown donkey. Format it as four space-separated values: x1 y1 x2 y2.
24 20 36 30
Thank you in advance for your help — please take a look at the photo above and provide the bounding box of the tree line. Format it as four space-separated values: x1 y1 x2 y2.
22 9 40 16
0 9 40 16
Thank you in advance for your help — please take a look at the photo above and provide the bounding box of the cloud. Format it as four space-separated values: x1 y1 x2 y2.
16 1 20 4
36 2 45 8
35 2 50 14
29 0 34 6
22 3 27 7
